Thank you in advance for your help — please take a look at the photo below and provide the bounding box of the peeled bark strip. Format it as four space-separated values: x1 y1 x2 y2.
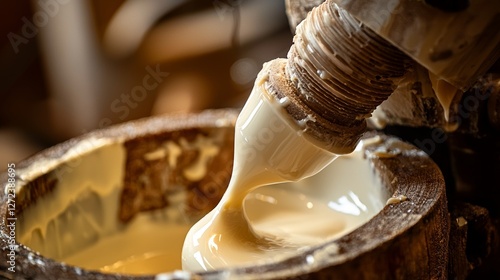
371 63 455 130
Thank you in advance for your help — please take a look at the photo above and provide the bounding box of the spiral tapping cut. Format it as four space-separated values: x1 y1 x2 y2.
182 1 410 272
270 2 410 153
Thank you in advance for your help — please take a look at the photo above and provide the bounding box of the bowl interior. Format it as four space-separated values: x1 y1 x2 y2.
13 113 388 276
3 110 446 279
14 132 389 276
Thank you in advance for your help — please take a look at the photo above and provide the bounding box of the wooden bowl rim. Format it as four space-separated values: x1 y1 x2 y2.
0 108 447 279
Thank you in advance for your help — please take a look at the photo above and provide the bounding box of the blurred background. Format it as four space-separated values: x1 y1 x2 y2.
0 0 293 171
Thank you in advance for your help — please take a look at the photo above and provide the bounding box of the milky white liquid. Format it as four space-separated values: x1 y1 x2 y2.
13 140 186 275
181 61 383 271
62 214 191 274
428 72 461 131
15 134 381 275
14 61 384 274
